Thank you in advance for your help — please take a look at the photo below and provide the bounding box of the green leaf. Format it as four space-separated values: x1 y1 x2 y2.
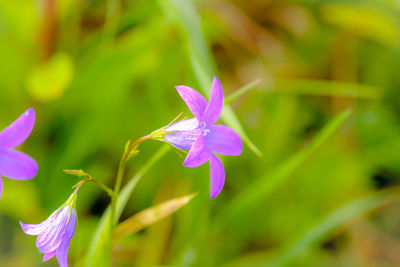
85 145 170 267
216 110 352 227
114 193 197 241
159 0 262 156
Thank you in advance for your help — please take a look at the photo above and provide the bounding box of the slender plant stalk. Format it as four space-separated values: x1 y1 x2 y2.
86 145 169 267
73 177 91 194
90 178 114 197
108 135 152 258
65 169 114 196
110 135 151 223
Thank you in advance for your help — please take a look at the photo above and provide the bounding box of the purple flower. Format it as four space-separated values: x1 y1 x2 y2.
0 108 38 198
20 194 77 267
162 77 242 198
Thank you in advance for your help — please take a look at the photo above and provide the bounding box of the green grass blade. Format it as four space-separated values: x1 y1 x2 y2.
85 145 170 267
216 110 352 226
159 0 262 156
224 79 262 105
265 188 400 266
114 193 197 241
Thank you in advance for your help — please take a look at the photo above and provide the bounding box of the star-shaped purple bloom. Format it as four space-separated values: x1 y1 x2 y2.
0 108 38 198
164 77 242 198
20 205 77 267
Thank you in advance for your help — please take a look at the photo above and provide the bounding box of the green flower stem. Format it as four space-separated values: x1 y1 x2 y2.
65 169 114 197
75 176 114 197
90 178 114 197
73 178 90 194
109 135 152 250
85 145 169 267
110 157 126 225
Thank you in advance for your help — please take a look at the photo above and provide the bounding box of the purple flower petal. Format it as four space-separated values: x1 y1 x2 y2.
201 77 223 125
205 125 242 156
56 209 76 267
183 134 210 167
176 86 207 121
209 154 225 198
20 211 57 236
166 118 199 132
0 148 38 180
0 108 35 148
36 207 70 254
21 203 76 267
165 129 201 150
42 250 56 261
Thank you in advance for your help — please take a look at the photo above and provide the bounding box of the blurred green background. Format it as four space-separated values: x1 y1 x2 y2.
2 0 400 266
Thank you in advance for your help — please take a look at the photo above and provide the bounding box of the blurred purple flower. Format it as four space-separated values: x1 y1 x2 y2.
0 108 38 198
20 196 77 267
163 77 242 198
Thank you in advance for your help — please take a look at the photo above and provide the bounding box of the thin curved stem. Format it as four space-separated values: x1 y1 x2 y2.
109 135 152 235
65 169 114 196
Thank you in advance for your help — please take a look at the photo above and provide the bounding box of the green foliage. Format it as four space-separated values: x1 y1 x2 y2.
85 145 169 267
1 0 400 266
